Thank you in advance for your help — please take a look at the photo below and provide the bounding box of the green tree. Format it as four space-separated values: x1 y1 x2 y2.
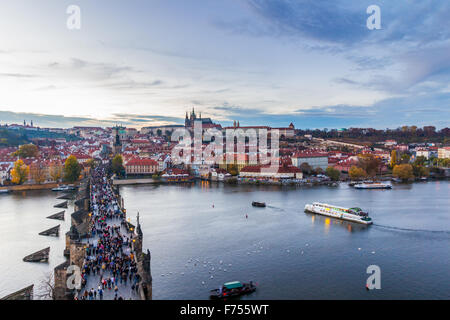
400 153 411 164
419 166 430 177
64 155 81 183
414 155 427 166
13 144 38 158
413 164 429 178
349 166 367 180
393 164 414 181
325 167 341 181
112 154 125 177
437 158 450 168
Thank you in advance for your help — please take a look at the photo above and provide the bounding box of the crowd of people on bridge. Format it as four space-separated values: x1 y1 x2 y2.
77 166 141 300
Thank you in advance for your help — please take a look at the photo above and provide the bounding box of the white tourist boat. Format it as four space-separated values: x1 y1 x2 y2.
354 182 392 189
304 202 373 225
52 186 69 191
0 189 11 194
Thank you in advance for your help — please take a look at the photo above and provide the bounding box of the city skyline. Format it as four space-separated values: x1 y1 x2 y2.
0 1 449 129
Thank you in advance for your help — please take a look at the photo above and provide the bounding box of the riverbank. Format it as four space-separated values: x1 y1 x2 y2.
0 183 59 191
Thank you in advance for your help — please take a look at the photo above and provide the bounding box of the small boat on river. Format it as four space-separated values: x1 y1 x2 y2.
210 281 256 299
354 182 391 189
52 185 70 192
252 201 266 208
305 202 373 225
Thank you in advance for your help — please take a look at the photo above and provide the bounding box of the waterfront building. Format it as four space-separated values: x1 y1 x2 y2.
438 147 450 159
161 168 192 182
211 168 232 181
291 151 329 170
414 148 437 160
0 163 11 185
125 157 158 175
156 154 171 172
239 164 303 181
218 153 252 173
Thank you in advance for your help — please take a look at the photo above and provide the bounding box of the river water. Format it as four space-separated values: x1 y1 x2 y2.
120 181 450 300
0 190 72 299
0 181 449 299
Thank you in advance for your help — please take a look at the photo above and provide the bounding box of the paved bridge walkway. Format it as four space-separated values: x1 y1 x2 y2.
76 168 140 300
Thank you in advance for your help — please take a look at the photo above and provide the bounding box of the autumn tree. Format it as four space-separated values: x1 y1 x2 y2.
314 167 324 175
64 155 81 183
112 154 125 177
11 159 30 185
400 153 411 164
418 166 430 177
30 161 47 184
349 166 367 180
85 159 96 170
13 144 39 158
299 162 312 175
412 164 429 178
357 154 381 177
393 164 414 181
49 163 63 182
325 166 341 181
390 150 397 168
227 164 238 176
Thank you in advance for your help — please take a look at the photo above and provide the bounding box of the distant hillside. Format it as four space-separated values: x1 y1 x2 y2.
0 128 80 147
0 128 29 146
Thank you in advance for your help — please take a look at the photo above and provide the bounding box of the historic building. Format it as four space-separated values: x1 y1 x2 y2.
185 108 220 129
124 157 158 175
112 125 123 155
291 151 329 170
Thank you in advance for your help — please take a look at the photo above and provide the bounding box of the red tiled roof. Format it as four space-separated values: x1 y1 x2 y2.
292 151 328 158
126 158 158 166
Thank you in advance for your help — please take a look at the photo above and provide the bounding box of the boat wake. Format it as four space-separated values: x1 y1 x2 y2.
266 205 285 212
373 223 450 235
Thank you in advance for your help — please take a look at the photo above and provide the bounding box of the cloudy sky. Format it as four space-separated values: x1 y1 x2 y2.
0 0 449 129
